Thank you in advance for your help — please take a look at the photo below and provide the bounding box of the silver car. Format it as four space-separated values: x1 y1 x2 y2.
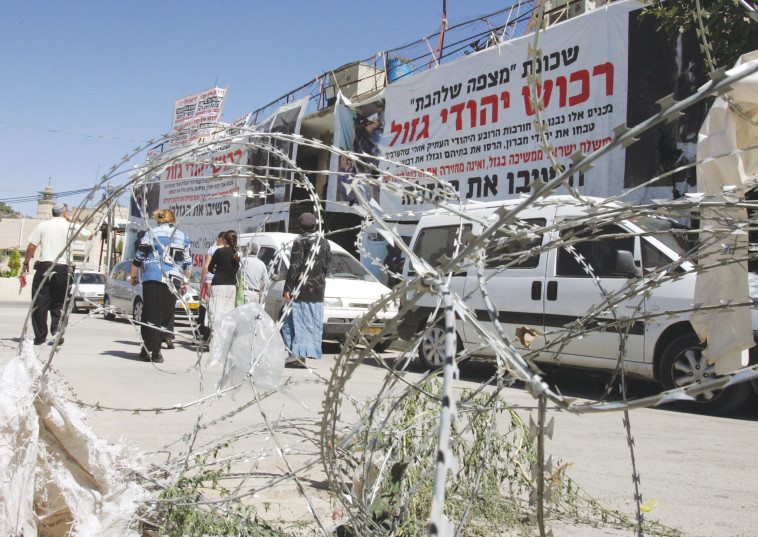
102 260 200 322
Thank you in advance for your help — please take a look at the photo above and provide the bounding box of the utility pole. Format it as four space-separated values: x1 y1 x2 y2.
106 183 114 273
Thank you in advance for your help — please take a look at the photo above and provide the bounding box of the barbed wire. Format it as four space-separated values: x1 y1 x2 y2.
10 2 758 537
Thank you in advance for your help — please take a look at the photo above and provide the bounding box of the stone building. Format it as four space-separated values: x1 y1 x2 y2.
0 186 128 274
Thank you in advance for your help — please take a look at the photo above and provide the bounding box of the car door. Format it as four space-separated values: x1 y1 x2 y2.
460 210 552 356
407 217 472 339
541 216 646 370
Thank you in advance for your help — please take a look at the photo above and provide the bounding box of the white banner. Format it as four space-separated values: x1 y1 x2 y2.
329 1 639 216
169 86 227 149
128 99 308 274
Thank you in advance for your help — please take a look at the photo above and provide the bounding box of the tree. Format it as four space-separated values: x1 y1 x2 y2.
0 202 21 218
641 0 758 72
8 248 21 277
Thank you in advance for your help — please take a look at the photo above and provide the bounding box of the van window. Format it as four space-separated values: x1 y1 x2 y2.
413 225 472 270
557 224 634 278
485 219 545 269
257 246 278 268
630 216 695 257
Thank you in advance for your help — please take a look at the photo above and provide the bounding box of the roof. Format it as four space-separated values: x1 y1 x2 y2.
239 231 347 254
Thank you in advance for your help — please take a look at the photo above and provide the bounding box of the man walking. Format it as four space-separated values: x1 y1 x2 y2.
23 203 92 345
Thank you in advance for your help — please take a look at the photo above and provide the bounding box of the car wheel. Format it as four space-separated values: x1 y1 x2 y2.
660 333 751 415
133 298 144 324
418 321 459 369
372 339 392 353
103 296 116 320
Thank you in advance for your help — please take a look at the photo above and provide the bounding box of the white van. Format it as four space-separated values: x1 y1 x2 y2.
397 196 758 413
238 232 398 348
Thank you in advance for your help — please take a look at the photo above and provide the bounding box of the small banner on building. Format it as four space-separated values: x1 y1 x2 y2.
169 86 228 149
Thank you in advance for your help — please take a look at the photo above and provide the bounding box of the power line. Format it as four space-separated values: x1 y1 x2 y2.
0 187 98 204
0 119 148 143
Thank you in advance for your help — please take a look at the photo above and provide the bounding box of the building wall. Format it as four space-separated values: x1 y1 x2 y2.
0 205 129 274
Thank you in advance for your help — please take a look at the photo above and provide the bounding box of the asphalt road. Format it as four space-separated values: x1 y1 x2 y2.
1 301 757 537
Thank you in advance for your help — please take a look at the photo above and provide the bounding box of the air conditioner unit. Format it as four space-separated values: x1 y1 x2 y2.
326 62 384 106
569 0 607 18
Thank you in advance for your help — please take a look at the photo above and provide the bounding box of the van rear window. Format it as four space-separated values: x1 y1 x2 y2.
484 218 545 269
557 224 634 277
413 225 471 270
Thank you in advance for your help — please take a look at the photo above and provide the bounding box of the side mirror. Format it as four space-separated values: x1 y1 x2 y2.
610 250 641 277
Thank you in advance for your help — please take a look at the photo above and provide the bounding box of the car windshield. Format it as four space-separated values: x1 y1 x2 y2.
629 216 695 256
328 253 378 281
78 273 106 284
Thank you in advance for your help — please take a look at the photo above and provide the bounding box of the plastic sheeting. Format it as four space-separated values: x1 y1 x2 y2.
694 50 758 375
0 340 147 537
208 302 288 392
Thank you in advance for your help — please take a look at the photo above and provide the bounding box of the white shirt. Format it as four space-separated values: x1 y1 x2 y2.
28 217 93 263
204 244 220 283
241 255 268 292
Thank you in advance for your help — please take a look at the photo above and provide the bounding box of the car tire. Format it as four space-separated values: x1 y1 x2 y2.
659 333 751 415
133 298 144 324
418 320 460 370
103 296 116 320
371 338 392 353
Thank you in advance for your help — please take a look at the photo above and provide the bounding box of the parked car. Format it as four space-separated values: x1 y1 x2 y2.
68 271 106 312
102 259 200 322
238 232 398 348
397 195 758 414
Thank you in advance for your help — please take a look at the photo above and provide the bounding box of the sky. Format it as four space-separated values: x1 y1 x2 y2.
0 0 513 217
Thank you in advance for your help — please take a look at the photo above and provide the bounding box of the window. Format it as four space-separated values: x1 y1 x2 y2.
80 273 106 284
631 216 692 273
258 246 286 277
630 216 695 257
485 218 545 269
557 224 634 278
111 263 126 281
328 253 377 281
257 246 278 268
116 261 131 281
413 224 472 271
